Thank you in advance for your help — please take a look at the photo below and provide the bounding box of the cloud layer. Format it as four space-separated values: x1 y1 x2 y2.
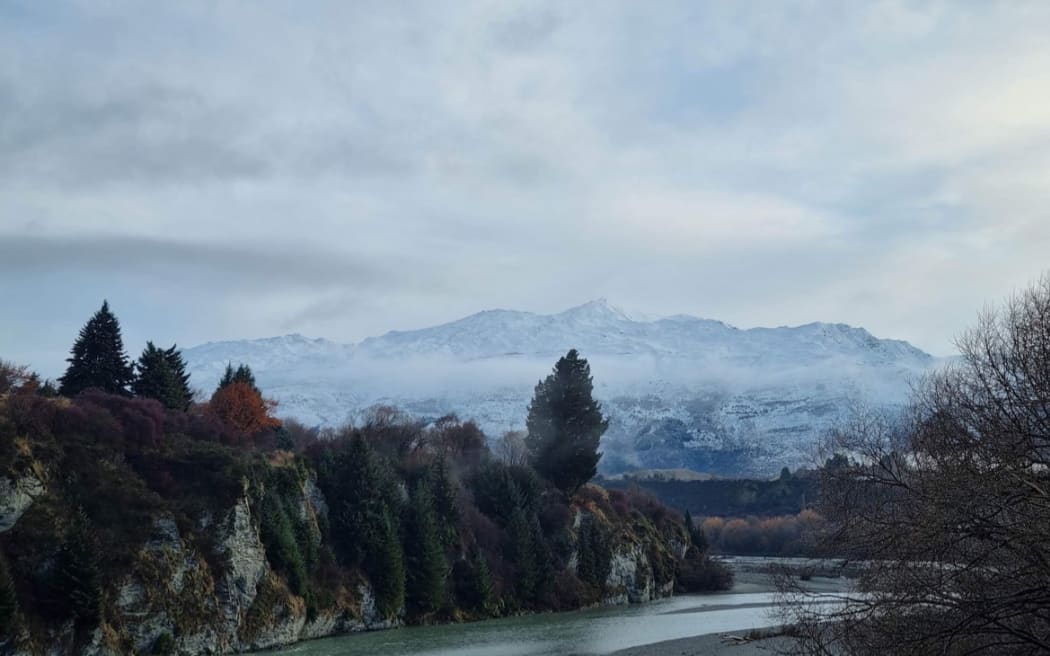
3 1 1050 375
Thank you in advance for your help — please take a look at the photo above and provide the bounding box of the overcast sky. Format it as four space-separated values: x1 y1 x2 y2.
3 1 1050 375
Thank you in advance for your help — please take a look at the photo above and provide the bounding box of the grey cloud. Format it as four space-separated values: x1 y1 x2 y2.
0 234 426 294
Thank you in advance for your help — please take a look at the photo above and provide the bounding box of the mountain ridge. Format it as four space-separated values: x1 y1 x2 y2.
183 300 935 476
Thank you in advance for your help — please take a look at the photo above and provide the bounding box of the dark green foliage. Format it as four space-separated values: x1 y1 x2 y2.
676 550 734 593
525 350 608 496
59 301 135 396
321 434 392 567
576 515 612 591
151 632 175 655
259 488 308 596
274 425 295 451
470 461 542 525
453 547 493 614
316 433 405 618
133 342 193 411
49 509 102 625
403 481 448 614
506 508 551 606
429 457 459 547
683 509 707 551
599 475 818 518
216 363 257 394
506 507 536 603
0 552 17 637
367 508 405 619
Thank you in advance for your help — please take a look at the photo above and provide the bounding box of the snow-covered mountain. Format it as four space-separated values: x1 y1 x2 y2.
183 300 935 476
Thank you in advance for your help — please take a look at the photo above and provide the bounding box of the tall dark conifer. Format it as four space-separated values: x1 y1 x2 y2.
164 345 193 409
525 349 609 495
403 480 448 614
59 301 134 396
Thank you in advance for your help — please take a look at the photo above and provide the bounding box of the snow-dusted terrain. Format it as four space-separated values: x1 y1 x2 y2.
183 300 935 476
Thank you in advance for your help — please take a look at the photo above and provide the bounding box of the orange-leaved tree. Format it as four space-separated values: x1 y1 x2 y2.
208 381 279 440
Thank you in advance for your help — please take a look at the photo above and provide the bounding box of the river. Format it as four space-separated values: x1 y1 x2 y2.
270 590 789 656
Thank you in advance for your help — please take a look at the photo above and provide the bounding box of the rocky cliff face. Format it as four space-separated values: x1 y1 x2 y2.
0 468 396 656
0 467 685 656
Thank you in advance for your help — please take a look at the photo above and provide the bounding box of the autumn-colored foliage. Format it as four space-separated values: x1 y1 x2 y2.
208 381 279 439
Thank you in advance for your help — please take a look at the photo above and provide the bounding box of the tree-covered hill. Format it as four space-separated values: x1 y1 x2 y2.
0 321 730 655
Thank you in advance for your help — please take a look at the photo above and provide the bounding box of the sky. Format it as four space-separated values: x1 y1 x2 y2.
3 1 1050 376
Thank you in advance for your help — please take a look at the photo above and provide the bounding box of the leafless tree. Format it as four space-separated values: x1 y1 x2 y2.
0 359 33 394
494 430 530 467
782 276 1050 655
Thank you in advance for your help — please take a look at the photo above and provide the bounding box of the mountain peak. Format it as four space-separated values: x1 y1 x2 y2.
557 298 635 322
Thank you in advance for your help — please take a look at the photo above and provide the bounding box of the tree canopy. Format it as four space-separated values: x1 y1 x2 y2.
525 349 608 496
58 301 134 397
132 342 193 410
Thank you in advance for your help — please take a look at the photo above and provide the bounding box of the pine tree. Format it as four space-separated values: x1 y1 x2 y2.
684 509 707 552
429 457 459 548
0 551 17 637
58 301 134 396
327 434 387 567
457 546 493 614
217 363 236 391
52 510 101 626
525 349 609 496
403 481 448 614
164 344 193 409
367 507 405 619
508 505 541 604
133 342 193 410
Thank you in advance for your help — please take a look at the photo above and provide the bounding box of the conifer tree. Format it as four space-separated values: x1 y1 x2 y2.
466 545 493 612
684 509 707 552
507 506 546 605
216 363 258 394
367 508 405 619
429 457 459 548
58 301 134 396
164 345 193 409
577 515 611 590
403 481 448 614
525 349 609 495
52 510 101 626
133 342 192 410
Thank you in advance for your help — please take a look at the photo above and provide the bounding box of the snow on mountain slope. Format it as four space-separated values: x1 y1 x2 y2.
183 300 935 476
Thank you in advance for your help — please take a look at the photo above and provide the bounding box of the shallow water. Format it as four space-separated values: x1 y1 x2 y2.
271 592 785 656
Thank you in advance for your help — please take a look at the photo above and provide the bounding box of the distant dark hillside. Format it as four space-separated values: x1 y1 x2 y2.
598 472 819 518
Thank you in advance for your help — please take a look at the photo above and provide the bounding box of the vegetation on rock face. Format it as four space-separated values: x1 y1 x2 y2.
0 302 732 652
0 552 17 637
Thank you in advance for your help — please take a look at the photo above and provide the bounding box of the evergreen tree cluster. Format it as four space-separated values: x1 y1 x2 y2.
132 342 192 411
58 302 193 410
216 363 258 394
